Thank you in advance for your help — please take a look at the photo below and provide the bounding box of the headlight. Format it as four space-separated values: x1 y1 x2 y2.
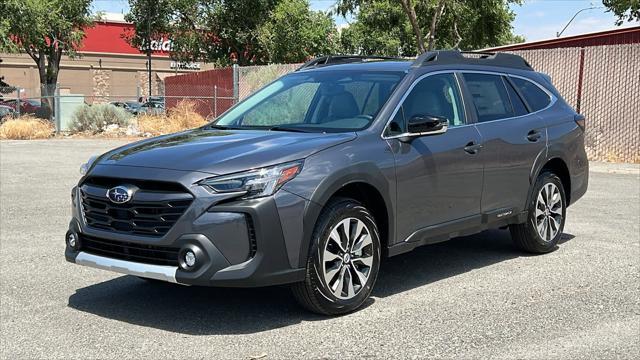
200 160 303 199
79 155 98 175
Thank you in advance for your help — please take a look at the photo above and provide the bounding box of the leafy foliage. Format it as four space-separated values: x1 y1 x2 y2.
123 0 180 53
126 0 341 65
126 0 282 65
1 0 94 112
338 0 524 55
340 1 415 56
258 0 340 63
603 0 640 24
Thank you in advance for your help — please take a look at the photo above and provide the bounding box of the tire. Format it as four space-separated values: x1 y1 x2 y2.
510 171 567 253
292 198 381 315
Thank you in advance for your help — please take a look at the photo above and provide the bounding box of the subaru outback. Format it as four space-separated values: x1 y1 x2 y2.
65 51 588 315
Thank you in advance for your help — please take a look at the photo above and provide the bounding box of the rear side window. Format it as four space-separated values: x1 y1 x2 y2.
504 78 529 116
463 73 513 122
511 77 551 112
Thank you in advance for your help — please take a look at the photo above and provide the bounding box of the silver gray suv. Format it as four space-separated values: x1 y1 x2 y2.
66 51 589 315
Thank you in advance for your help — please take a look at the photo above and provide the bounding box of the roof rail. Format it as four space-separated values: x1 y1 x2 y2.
411 50 533 71
296 55 402 71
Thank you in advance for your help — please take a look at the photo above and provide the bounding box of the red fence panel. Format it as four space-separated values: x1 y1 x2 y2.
164 68 235 118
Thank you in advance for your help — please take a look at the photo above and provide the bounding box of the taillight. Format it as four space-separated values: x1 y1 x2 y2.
574 114 585 131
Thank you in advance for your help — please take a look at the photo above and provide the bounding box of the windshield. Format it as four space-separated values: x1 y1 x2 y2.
213 70 404 132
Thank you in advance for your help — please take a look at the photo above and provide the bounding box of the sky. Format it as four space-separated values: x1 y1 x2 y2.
91 0 639 42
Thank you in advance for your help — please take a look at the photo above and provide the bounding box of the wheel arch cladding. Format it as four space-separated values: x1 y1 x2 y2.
328 182 390 254
296 174 395 267
539 157 571 205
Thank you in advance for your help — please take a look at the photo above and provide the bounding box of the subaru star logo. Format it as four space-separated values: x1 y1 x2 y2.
106 185 134 204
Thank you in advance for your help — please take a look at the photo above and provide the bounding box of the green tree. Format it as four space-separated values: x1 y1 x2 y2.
126 0 281 65
1 0 94 113
337 0 524 56
123 0 181 52
603 0 640 24
258 0 340 63
340 1 415 55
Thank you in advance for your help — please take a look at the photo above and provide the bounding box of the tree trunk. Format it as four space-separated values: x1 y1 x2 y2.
427 0 446 51
37 49 59 121
399 0 426 53
453 20 463 49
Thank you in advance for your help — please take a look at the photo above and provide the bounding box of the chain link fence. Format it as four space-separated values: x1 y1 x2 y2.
238 63 301 100
510 44 640 162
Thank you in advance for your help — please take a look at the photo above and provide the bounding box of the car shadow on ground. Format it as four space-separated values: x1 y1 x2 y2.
67 229 575 335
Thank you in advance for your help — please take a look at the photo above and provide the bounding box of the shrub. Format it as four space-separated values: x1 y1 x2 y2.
137 100 207 136
71 103 131 133
0 115 55 140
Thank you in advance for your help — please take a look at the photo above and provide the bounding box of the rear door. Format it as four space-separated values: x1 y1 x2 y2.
461 72 548 216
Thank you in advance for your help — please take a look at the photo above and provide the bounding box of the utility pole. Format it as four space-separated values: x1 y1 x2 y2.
557 6 603 37
147 0 152 99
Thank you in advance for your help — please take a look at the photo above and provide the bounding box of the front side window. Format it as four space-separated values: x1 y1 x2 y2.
214 71 404 132
386 73 466 136
463 73 514 122
511 77 552 112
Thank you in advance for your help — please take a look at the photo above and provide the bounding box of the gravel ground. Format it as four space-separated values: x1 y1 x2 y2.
1 139 639 360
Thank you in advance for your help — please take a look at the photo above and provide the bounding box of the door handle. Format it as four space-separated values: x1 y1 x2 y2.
527 130 542 142
464 141 482 155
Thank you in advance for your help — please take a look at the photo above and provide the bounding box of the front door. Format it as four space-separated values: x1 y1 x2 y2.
385 73 484 244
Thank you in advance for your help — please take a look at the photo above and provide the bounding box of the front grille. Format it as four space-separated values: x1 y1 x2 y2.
80 177 193 237
79 234 179 266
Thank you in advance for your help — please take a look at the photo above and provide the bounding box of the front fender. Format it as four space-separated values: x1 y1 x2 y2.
281 134 396 267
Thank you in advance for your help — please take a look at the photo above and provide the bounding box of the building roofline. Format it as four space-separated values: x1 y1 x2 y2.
94 19 131 25
483 25 640 51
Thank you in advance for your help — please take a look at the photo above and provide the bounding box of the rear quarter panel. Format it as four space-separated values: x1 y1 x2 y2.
544 101 589 204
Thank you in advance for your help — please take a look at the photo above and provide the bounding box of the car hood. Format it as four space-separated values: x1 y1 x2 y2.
98 128 356 175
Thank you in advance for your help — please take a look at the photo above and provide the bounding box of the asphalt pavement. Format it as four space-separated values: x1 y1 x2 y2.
1 139 638 359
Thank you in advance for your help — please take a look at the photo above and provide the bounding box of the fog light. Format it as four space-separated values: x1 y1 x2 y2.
184 250 196 267
67 233 78 248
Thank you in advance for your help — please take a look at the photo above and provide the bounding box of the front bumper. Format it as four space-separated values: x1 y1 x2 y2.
74 251 179 283
65 165 313 287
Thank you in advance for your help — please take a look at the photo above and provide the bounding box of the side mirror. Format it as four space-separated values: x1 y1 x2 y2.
400 115 448 141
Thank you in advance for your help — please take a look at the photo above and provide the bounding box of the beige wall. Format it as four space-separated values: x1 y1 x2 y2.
0 51 215 101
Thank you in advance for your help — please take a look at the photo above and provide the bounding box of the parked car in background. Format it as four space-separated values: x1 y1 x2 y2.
148 96 164 104
110 101 142 115
0 98 39 113
65 50 588 315
0 105 17 122
0 98 49 119
138 101 164 115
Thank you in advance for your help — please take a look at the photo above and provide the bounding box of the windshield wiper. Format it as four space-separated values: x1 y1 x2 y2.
205 124 242 130
268 126 310 133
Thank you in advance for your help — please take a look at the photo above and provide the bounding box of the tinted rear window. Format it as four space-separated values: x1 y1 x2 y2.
511 77 551 112
504 77 529 116
463 73 513 122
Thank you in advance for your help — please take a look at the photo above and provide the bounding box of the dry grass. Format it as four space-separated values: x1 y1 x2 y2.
137 100 207 136
0 116 55 140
